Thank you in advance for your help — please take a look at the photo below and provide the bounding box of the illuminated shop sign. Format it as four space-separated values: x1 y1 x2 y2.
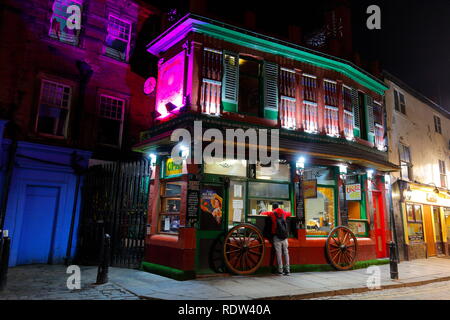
155 51 185 120
165 158 183 177
346 184 362 201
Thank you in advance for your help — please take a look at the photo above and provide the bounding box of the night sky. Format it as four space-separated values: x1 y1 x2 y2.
149 0 450 110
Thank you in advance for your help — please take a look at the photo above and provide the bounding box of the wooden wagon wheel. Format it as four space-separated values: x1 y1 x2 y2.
326 226 357 271
223 223 265 275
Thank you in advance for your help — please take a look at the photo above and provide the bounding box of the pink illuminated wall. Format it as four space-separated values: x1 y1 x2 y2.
155 51 185 120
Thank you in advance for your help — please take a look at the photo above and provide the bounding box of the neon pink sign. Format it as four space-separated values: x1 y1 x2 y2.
155 51 185 120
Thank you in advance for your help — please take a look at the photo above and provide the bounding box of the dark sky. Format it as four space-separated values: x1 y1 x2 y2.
150 0 450 110
351 0 450 110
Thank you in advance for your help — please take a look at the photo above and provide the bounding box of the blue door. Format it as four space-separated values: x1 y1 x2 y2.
17 186 60 265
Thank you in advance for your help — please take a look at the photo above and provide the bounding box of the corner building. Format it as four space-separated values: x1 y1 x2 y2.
134 14 398 279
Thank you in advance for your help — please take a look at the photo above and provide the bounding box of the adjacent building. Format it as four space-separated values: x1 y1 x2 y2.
0 0 157 266
134 13 397 279
384 72 450 261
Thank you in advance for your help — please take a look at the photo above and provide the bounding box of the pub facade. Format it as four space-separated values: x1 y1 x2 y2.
134 14 397 279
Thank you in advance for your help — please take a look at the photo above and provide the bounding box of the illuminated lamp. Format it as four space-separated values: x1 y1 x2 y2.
296 156 305 176
148 153 157 166
367 169 374 180
180 145 190 160
384 174 391 185
152 110 162 119
338 164 347 175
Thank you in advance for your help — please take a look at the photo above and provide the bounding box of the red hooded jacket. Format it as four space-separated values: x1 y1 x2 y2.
261 208 291 235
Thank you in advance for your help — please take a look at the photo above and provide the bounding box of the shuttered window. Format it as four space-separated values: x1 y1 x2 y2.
366 95 375 134
351 88 360 137
263 61 279 120
222 51 239 112
399 143 412 181
439 160 447 188
324 79 338 107
434 115 442 134
394 89 406 114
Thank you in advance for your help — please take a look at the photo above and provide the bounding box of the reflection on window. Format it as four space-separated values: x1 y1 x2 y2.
97 95 124 147
305 187 335 236
159 181 183 234
406 204 423 242
105 15 131 61
37 80 71 137
238 57 261 116
303 166 336 185
248 182 289 199
49 0 83 45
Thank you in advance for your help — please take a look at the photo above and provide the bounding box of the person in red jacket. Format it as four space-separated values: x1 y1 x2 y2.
261 203 292 275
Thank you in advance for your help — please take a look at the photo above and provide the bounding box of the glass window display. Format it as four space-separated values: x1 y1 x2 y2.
305 187 336 235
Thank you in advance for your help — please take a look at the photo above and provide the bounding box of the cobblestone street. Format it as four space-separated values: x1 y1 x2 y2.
0 265 142 300
1 258 450 300
310 279 450 300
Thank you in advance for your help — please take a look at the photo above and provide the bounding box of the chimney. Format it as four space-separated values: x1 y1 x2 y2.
288 25 302 45
244 11 256 30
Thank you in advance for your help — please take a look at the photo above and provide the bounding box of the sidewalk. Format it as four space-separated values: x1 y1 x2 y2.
1 258 450 300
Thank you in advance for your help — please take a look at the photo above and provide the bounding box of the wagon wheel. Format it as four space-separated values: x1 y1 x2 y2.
326 226 357 271
223 223 265 275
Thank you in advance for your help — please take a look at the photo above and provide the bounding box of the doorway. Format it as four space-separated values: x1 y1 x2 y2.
423 205 436 257
372 190 387 258
433 207 444 255
17 186 60 265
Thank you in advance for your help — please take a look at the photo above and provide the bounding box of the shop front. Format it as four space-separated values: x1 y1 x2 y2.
396 181 450 260
138 139 390 279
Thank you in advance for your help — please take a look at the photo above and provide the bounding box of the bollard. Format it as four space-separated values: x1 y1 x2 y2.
0 235 11 291
96 233 111 284
389 241 399 280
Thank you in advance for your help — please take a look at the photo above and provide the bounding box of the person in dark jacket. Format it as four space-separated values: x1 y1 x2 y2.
261 203 291 275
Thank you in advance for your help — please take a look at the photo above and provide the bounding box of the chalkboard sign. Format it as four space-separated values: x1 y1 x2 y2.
186 174 200 227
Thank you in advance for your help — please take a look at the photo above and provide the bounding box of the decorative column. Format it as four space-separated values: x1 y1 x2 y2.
185 40 203 113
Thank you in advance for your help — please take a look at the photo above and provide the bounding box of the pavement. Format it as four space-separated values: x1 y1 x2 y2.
0 257 450 300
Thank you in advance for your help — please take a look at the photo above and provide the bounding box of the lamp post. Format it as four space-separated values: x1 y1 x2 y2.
339 164 348 226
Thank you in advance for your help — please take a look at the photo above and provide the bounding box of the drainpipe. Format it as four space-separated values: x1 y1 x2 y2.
387 176 399 279
64 152 84 266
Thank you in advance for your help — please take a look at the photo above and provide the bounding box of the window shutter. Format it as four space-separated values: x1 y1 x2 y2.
222 51 239 112
351 88 360 137
263 61 279 120
366 95 375 143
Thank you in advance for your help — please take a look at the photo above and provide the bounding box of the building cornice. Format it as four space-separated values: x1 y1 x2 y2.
147 14 388 95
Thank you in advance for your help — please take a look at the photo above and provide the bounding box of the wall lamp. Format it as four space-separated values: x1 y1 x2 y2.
296 156 305 176
367 169 375 180
148 153 157 166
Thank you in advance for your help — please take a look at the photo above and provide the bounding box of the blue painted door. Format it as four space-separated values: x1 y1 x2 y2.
17 186 60 265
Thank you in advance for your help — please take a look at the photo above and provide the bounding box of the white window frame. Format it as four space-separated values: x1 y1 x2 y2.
105 14 132 61
97 94 125 148
394 88 406 115
434 115 442 134
35 79 72 138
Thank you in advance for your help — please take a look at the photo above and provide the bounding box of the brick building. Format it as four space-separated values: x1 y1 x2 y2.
0 0 158 266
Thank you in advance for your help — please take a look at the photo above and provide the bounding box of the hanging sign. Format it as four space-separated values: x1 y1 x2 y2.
346 184 362 201
165 158 183 177
302 179 318 199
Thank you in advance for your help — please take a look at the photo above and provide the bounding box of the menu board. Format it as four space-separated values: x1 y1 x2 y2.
186 174 200 227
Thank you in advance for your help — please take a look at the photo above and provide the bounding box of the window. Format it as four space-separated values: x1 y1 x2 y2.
159 181 183 234
279 68 297 129
357 91 368 140
97 95 125 147
324 80 338 107
305 186 336 236
406 204 424 242
49 0 83 45
342 85 354 139
434 115 442 134
201 48 222 115
439 160 447 188
302 74 317 102
238 57 262 116
399 144 412 180
36 80 71 137
394 89 406 114
248 182 291 217
105 15 131 61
